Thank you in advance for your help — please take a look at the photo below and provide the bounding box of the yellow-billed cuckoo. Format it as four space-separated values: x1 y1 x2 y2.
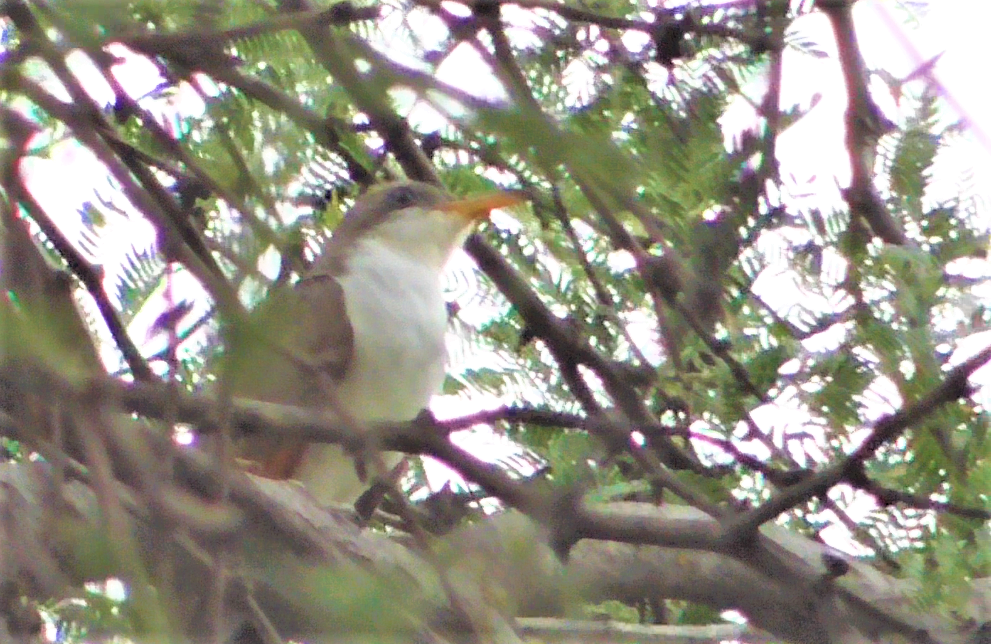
234 181 521 505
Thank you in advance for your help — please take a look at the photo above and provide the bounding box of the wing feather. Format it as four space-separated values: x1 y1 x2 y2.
233 269 354 478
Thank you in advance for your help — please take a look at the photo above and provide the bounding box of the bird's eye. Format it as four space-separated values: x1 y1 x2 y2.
391 186 416 208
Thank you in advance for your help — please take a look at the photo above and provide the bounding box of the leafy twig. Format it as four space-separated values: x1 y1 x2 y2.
721 342 991 542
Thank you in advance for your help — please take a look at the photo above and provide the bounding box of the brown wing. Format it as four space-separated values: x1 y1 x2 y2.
233 270 354 479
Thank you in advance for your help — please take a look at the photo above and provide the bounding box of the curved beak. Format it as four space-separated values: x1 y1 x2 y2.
440 190 527 223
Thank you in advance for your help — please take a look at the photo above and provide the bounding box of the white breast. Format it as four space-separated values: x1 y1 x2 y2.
294 238 449 504
336 239 450 418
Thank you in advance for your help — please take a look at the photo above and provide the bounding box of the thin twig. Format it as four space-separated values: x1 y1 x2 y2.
9 178 154 381
121 2 379 52
818 0 905 245
721 342 991 542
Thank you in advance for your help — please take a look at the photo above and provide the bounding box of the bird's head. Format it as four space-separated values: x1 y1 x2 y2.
333 181 523 271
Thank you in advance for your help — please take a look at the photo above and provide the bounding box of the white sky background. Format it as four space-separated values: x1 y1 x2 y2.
8 0 991 549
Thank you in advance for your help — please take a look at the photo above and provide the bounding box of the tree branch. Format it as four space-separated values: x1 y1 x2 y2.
6 168 154 381
721 342 991 541
818 0 905 245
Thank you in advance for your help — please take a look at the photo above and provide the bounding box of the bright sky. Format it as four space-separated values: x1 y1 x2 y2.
8 0 991 547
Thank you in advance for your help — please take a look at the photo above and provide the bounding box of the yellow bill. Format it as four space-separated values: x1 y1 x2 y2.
440 190 528 222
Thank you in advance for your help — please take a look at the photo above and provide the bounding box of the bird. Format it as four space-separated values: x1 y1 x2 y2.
231 180 522 506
